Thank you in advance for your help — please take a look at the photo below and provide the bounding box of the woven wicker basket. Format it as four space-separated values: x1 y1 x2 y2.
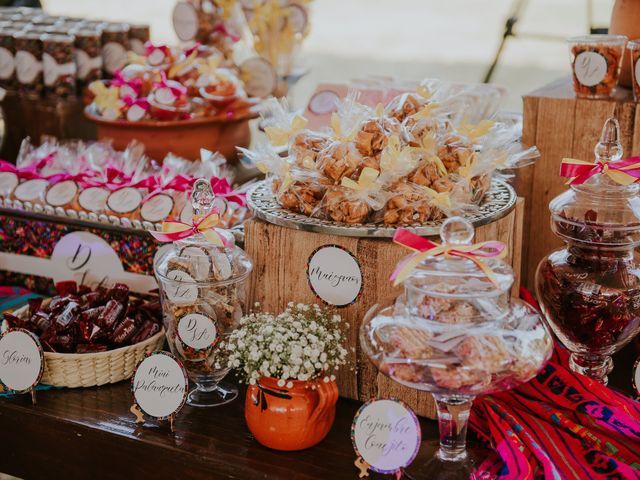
12 302 165 388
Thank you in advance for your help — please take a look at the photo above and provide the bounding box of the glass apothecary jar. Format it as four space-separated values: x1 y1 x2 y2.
154 179 252 407
361 217 553 478
536 118 640 384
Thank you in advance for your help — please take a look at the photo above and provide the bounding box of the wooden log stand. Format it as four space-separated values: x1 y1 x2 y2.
519 76 639 288
244 198 524 419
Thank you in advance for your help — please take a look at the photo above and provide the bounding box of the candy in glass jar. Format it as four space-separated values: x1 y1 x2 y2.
128 24 150 56
14 30 43 96
536 118 640 384
361 217 553 478
72 28 103 89
153 178 252 407
101 23 129 77
41 33 76 99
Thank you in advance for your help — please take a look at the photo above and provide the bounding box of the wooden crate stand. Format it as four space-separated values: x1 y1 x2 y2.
244 199 524 419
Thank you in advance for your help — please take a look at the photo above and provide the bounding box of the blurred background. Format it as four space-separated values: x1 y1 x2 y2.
42 0 614 111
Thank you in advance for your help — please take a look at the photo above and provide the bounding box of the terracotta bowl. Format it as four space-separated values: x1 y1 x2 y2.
84 107 259 163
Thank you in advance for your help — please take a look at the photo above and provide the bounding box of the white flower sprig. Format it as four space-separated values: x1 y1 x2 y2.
225 303 349 388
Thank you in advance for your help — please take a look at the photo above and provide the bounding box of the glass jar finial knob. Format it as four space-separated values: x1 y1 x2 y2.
594 117 622 164
191 178 214 219
440 216 474 245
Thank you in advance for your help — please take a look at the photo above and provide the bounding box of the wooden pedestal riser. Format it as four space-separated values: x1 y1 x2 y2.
519 77 639 288
244 199 523 419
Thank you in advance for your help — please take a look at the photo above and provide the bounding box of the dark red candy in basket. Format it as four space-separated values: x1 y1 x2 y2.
55 280 78 296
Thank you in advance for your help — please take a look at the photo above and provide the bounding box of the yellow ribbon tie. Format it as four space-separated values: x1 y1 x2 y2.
416 85 433 99
126 51 145 65
380 135 417 172
458 118 494 141
341 167 380 191
562 158 640 186
162 213 225 246
169 50 199 79
374 103 385 117
410 102 440 120
265 115 308 147
422 186 451 210
458 154 478 181
393 241 507 286
89 81 124 114
330 113 357 143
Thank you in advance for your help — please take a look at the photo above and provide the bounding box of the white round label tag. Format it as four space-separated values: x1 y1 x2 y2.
352 399 421 474
78 187 109 212
14 179 48 202
178 313 218 351
141 194 174 223
108 187 143 214
574 51 607 87
0 171 18 197
0 329 44 393
172 1 199 42
240 57 277 98
0 47 15 79
15 50 41 84
307 245 362 307
132 352 188 419
308 89 340 115
46 180 78 207
102 42 127 75
165 269 198 304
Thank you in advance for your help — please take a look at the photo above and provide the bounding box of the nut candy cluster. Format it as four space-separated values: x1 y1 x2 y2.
1 281 162 353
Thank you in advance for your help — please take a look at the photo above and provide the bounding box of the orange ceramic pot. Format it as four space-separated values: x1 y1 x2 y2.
245 377 339 451
84 108 258 163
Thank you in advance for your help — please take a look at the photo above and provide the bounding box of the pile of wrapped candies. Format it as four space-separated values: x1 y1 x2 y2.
243 81 538 225
87 42 260 122
1 281 162 353
0 138 249 228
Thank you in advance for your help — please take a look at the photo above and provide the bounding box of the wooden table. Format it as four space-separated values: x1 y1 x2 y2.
0 381 438 480
0 343 637 480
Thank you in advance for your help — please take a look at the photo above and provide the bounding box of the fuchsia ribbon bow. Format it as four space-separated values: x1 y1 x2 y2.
0 152 57 180
213 23 240 42
149 209 234 248
111 70 142 94
560 156 640 186
143 174 195 201
154 72 187 98
143 42 171 59
390 228 507 287
182 42 202 58
210 177 246 206
122 95 149 110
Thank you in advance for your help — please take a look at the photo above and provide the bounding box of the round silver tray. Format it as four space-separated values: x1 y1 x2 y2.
247 179 517 238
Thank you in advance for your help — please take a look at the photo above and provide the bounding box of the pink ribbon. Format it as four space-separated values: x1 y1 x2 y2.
210 177 246 206
144 42 171 59
149 208 234 248
559 156 640 185
143 174 195 201
78 166 155 191
183 42 202 58
213 23 240 42
122 95 150 110
0 152 57 180
110 70 142 95
153 72 187 99
390 228 507 286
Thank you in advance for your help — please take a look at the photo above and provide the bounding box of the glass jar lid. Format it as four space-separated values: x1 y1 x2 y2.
401 216 514 300
549 118 640 247
153 178 252 285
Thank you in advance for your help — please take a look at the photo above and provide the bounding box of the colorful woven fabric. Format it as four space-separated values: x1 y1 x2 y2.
0 286 40 316
470 310 640 479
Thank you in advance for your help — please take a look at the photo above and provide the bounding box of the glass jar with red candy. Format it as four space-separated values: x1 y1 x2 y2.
535 117 640 384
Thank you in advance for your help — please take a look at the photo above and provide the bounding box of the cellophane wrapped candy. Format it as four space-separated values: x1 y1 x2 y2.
249 81 539 226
